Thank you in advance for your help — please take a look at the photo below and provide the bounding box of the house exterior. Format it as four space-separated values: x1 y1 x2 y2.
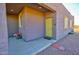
0 3 74 54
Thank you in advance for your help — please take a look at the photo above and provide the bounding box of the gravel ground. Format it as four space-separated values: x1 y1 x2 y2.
37 33 79 55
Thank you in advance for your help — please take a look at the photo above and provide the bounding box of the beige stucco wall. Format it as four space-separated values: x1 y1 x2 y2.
19 6 45 41
0 3 8 54
7 15 19 37
19 3 74 41
44 3 74 40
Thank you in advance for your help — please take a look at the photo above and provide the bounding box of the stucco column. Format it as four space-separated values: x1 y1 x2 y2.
0 3 8 55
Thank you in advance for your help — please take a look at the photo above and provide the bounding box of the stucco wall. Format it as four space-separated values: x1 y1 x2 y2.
19 3 74 41
7 15 19 37
19 6 44 41
0 3 8 54
44 3 74 40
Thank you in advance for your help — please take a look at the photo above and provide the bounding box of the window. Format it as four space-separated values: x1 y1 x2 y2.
70 20 73 28
64 16 68 29
19 15 22 28
19 10 23 28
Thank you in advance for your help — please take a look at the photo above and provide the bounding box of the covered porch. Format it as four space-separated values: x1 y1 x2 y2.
6 3 56 54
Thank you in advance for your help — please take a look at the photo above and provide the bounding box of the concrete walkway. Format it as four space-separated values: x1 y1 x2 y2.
9 37 56 55
37 32 79 55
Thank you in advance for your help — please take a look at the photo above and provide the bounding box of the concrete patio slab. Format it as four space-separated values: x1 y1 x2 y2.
9 37 56 55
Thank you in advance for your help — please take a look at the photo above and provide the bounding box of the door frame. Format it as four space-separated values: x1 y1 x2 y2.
44 13 56 40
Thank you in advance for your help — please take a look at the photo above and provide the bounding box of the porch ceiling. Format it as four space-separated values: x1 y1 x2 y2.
6 3 25 15
6 3 54 15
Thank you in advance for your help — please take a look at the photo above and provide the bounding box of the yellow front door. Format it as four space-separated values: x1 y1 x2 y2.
45 17 53 38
